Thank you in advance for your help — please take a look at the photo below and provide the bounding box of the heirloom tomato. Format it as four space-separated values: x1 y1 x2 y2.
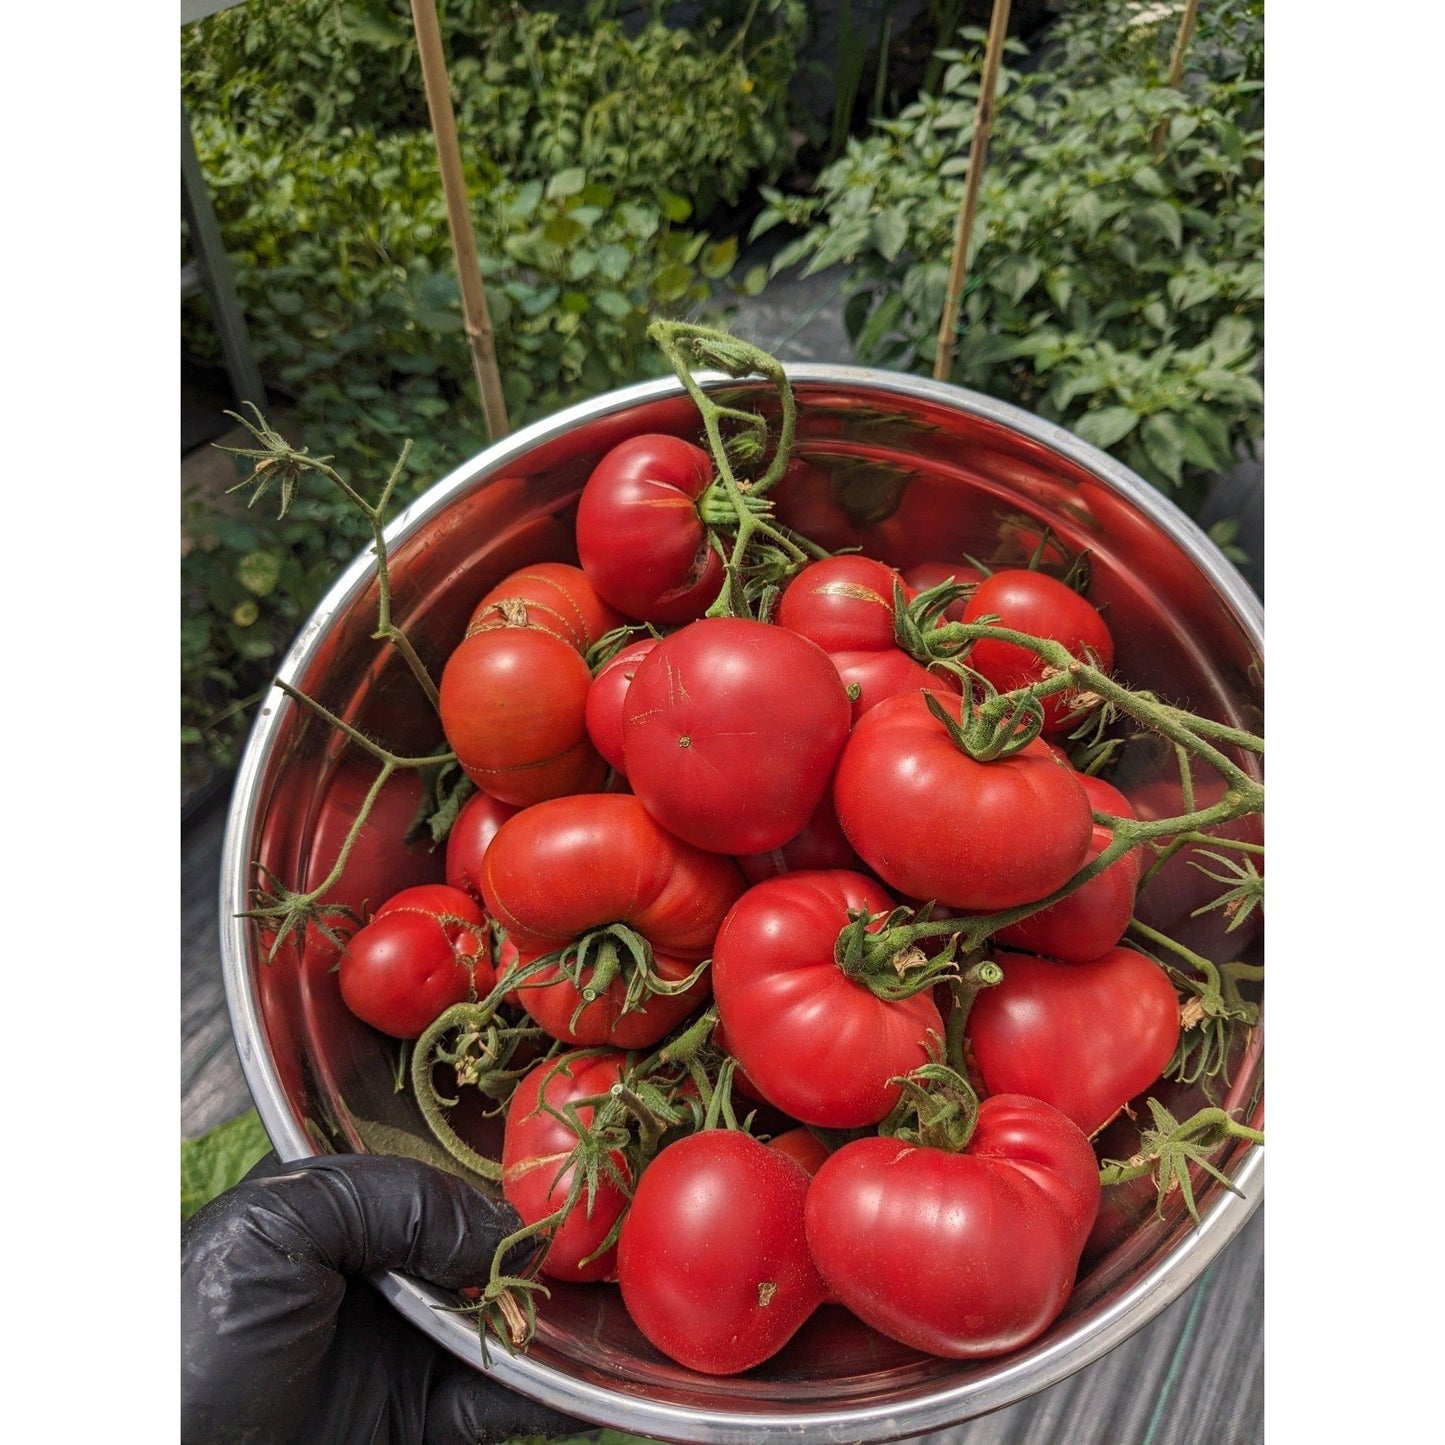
776 554 908 653
832 689 1093 910
621 617 852 855
469 561 623 654
829 647 959 724
961 569 1114 735
584 635 661 775
575 434 723 624
337 884 493 1039
479 793 746 1047
711 871 942 1128
501 1051 632 1282
616 1130 826 1375
438 622 605 806
444 791 520 901
968 947 1182 1137
995 770 1140 963
805 1094 1100 1358
734 789 861 883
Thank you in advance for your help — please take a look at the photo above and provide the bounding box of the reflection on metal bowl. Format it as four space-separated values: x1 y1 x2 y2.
220 366 1263 1443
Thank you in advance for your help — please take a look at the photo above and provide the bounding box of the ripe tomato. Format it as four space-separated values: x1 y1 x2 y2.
832 689 1094 910
469 561 623 654
584 635 661 775
776 554 907 653
480 793 746 1047
574 434 724 624
444 791 520 900
621 617 853 855
616 1130 826 1374
734 789 861 883
968 947 1182 1137
500 1050 632 1283
994 770 1140 963
961 569 1114 735
805 1094 1101 1358
337 884 493 1039
712 871 943 1128
829 647 960 724
902 560 984 621
438 622 605 806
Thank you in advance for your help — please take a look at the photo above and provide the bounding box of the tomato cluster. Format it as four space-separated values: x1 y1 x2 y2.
328 431 1196 1376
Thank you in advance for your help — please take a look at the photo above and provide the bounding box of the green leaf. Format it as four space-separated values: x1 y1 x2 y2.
1132 164 1167 197
236 550 283 597
592 289 631 317
546 167 587 200
870 209 910 262
992 255 1042 306
652 262 694 302
1210 315 1257 366
655 189 692 223
699 235 738 280
181 1110 272 1222
1073 406 1140 450
1139 413 1189 485
543 214 586 248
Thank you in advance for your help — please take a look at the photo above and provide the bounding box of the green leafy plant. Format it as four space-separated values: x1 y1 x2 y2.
753 0 1263 517
181 1109 273 1222
181 1 803 788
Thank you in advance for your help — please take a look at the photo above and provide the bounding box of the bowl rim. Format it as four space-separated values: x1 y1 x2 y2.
219 363 1262 1442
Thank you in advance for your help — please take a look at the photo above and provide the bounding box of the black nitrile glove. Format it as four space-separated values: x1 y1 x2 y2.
181 1152 587 1445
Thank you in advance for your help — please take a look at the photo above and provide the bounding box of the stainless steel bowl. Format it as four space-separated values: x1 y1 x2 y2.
221 366 1263 1443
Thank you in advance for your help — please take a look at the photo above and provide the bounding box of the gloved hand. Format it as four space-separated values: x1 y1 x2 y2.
181 1151 587 1445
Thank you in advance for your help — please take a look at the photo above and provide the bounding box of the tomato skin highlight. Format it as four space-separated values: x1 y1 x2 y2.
832 689 1094 910
501 1051 632 1282
712 870 943 1128
968 947 1182 1137
617 1130 826 1375
622 617 853 856
575 434 724 624
804 1095 1101 1358
961 570 1115 735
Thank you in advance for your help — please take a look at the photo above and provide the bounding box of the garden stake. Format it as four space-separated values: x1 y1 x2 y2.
932 0 1012 381
408 0 510 440
1151 0 1201 159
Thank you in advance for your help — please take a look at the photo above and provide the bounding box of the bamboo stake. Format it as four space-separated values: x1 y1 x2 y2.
932 0 1012 382
409 0 510 440
1151 0 1201 159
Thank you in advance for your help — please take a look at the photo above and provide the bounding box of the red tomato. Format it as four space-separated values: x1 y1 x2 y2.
712 871 942 1128
621 617 853 855
584 635 661 775
444 791 520 900
961 570 1114 735
469 561 623 654
832 689 1094 910
994 770 1140 963
616 1130 826 1374
734 788 862 883
968 947 1182 1137
829 647 960 724
776 554 907 653
480 793 746 1047
767 1126 831 1176
501 1051 631 1282
805 1094 1101 1358
337 884 493 1039
438 623 606 806
574 434 724 624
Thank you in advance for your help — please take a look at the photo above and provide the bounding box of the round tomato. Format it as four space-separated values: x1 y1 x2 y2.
968 946 1182 1137
469 561 623 654
500 1051 632 1283
776 554 907 653
480 793 746 1047
616 1129 826 1374
902 560 985 621
829 647 960 724
994 770 1140 963
584 635 661 775
712 870 942 1128
734 789 861 883
832 689 1094 910
337 884 493 1039
575 434 724 624
961 569 1114 735
444 791 520 900
621 617 853 855
805 1094 1100 1358
438 622 605 806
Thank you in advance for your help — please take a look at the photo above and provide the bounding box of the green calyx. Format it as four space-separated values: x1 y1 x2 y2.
879 1059 984 1155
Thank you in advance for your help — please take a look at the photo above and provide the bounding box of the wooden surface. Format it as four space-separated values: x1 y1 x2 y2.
181 790 1263 1445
